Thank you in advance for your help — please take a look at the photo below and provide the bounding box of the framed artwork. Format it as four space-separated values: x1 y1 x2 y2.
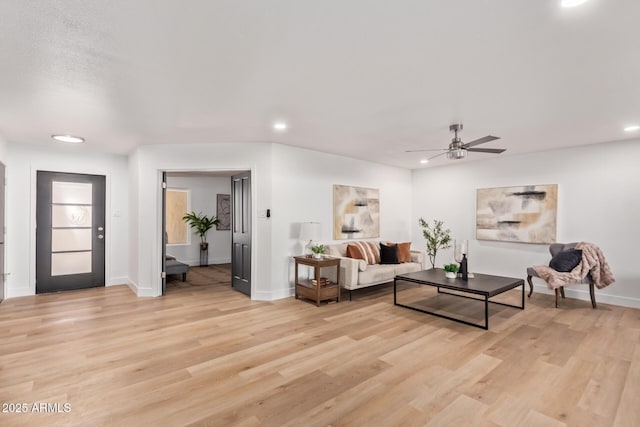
476 184 557 244
216 194 231 230
333 184 380 240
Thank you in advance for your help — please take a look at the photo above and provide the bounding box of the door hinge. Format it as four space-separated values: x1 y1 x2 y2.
161 272 166 279
162 182 167 189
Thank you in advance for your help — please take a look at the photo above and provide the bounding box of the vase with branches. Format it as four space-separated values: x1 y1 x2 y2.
182 211 220 250
418 218 452 269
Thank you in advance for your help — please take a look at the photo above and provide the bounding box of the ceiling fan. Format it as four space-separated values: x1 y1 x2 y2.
406 124 506 161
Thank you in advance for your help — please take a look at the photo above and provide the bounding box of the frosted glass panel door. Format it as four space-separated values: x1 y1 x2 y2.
36 171 105 294
51 182 93 275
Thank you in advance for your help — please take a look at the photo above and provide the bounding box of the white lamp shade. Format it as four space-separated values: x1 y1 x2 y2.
300 222 321 242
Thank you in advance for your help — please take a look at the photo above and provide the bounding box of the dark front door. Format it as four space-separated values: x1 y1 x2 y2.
0 162 4 303
231 171 251 296
36 171 106 294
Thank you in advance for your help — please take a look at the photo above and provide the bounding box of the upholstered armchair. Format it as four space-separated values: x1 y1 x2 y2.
526 242 597 309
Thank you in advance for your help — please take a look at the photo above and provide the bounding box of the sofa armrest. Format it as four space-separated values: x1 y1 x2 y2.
325 256 366 288
410 250 425 269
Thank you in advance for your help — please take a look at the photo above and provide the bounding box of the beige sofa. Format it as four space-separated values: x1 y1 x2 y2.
324 242 425 298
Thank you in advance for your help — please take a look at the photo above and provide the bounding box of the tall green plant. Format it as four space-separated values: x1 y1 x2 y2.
418 218 452 269
182 211 220 245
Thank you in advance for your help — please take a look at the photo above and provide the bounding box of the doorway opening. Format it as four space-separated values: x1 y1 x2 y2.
161 170 251 297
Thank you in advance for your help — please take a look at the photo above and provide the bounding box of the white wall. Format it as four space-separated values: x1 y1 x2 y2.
412 138 640 308
5 143 129 297
128 150 140 289
165 174 231 265
0 134 7 164
129 142 272 298
271 144 413 298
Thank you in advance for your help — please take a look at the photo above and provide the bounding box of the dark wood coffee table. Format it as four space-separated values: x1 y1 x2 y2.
394 269 524 330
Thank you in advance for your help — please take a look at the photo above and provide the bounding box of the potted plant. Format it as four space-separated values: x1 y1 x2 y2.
418 218 452 268
182 211 220 251
443 263 459 279
311 244 325 259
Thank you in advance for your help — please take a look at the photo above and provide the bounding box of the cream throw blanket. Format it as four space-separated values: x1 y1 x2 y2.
532 242 615 290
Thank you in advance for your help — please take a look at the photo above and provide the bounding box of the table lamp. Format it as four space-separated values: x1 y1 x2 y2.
300 222 321 255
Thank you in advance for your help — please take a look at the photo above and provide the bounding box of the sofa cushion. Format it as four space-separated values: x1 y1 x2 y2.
386 242 412 263
549 249 583 272
347 241 380 265
380 243 399 264
394 262 422 275
358 264 397 285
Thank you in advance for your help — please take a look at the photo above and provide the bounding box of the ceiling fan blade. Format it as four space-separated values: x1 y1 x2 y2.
405 148 448 153
466 147 506 154
462 135 500 149
427 151 449 161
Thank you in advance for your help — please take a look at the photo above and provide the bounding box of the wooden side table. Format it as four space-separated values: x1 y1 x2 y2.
293 256 341 306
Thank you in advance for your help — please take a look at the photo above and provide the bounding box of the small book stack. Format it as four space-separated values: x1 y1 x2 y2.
311 277 330 286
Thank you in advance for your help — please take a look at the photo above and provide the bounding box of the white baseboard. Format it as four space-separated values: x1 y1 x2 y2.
107 276 129 286
125 279 155 297
126 279 138 295
532 284 640 309
6 287 33 298
252 287 294 301
136 287 156 297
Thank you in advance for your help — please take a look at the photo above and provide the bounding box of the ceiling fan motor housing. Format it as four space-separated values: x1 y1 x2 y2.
447 147 466 159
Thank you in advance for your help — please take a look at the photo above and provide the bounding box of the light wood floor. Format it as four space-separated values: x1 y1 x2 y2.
1 270 639 426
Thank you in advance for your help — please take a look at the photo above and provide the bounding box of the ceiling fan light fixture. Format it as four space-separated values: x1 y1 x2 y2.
447 148 466 160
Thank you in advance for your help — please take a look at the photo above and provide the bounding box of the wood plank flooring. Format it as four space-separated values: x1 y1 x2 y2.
0 268 639 426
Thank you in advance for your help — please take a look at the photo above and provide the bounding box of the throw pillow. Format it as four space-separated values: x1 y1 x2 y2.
364 241 381 264
347 244 366 262
386 242 412 263
347 241 380 265
549 249 583 272
380 243 399 264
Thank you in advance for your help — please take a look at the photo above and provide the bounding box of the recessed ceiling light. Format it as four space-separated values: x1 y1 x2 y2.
52 134 85 144
561 0 588 8
623 125 640 132
420 159 429 164
273 122 288 131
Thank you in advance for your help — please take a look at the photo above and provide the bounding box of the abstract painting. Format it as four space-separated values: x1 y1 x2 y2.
333 185 380 240
216 194 231 230
476 184 558 244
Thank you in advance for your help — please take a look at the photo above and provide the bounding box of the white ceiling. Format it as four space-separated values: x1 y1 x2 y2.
1 0 638 169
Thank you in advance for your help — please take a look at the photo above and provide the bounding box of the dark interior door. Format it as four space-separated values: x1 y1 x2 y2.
36 171 106 294
161 172 167 295
0 162 5 303
231 171 251 296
